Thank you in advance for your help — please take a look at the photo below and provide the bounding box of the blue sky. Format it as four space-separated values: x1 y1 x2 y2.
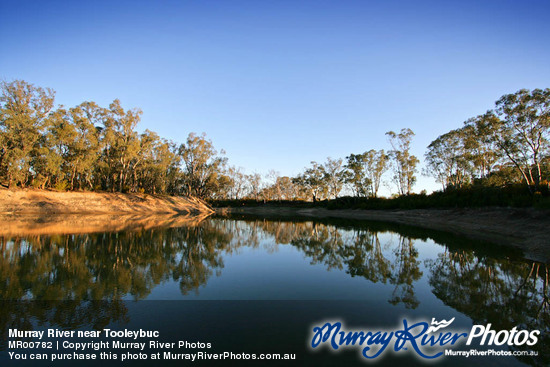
1 0 549 194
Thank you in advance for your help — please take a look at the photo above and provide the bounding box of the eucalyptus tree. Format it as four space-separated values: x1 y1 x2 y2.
386 128 419 195
30 114 63 189
275 176 298 200
492 89 550 190
92 99 141 192
260 174 298 201
266 170 282 201
178 132 227 199
52 103 102 190
462 113 502 180
363 149 389 197
0 80 56 187
424 128 471 190
128 129 156 193
131 130 178 194
227 166 247 199
293 162 328 202
108 100 142 192
345 153 370 197
246 172 263 200
322 157 346 199
346 150 389 197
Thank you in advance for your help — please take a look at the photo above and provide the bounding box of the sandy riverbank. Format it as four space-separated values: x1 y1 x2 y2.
1 189 547 262
219 206 550 263
0 212 212 236
0 188 213 215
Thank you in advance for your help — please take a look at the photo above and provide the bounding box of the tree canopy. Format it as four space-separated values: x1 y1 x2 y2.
0 80 228 199
2 80 548 201
426 88 550 192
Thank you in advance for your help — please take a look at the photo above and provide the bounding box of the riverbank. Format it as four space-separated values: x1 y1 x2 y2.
0 188 214 215
0 212 212 236
219 206 550 263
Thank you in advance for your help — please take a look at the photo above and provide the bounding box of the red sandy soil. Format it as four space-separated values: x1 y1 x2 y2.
0 188 213 215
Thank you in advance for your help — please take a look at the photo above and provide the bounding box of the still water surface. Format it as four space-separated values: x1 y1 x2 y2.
1 215 548 366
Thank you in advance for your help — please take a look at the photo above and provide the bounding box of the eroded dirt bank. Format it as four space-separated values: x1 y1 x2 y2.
0 188 213 215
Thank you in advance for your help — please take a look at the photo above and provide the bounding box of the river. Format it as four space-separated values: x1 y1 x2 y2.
0 215 548 366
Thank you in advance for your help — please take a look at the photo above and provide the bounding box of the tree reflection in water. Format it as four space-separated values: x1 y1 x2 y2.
0 216 548 364
427 250 549 366
0 220 233 301
288 222 421 308
0 220 234 347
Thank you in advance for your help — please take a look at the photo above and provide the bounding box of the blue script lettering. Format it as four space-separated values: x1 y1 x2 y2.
311 322 342 349
422 330 467 346
361 331 394 359
310 319 468 360
394 320 441 359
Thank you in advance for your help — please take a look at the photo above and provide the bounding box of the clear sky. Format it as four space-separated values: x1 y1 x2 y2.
1 0 549 194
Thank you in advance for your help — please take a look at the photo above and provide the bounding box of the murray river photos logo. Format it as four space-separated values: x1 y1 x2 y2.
310 317 540 360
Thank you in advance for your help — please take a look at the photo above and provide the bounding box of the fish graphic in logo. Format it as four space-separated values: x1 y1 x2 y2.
426 317 455 333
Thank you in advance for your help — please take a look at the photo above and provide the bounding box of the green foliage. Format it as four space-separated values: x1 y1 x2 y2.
424 128 472 189
323 185 548 209
0 80 55 187
293 161 329 202
177 132 228 199
386 128 419 195
53 179 69 191
214 184 549 209
493 89 550 190
345 149 389 197
0 80 227 198
3 80 548 206
321 157 346 199
427 89 550 193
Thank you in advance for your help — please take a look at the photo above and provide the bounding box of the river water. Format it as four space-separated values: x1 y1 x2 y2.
0 215 548 366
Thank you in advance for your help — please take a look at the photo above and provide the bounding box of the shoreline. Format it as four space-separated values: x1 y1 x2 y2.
0 212 212 236
219 206 550 263
1 188 547 263
0 188 214 215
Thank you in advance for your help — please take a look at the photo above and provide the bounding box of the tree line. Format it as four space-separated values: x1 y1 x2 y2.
0 80 228 197
260 127 417 202
1 80 548 201
425 88 550 193
235 89 550 202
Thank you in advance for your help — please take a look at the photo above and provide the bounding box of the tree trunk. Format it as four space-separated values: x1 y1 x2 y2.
71 167 76 190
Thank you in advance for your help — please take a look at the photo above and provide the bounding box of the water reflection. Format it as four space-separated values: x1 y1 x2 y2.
0 221 234 300
289 225 422 308
0 215 548 364
427 250 549 365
